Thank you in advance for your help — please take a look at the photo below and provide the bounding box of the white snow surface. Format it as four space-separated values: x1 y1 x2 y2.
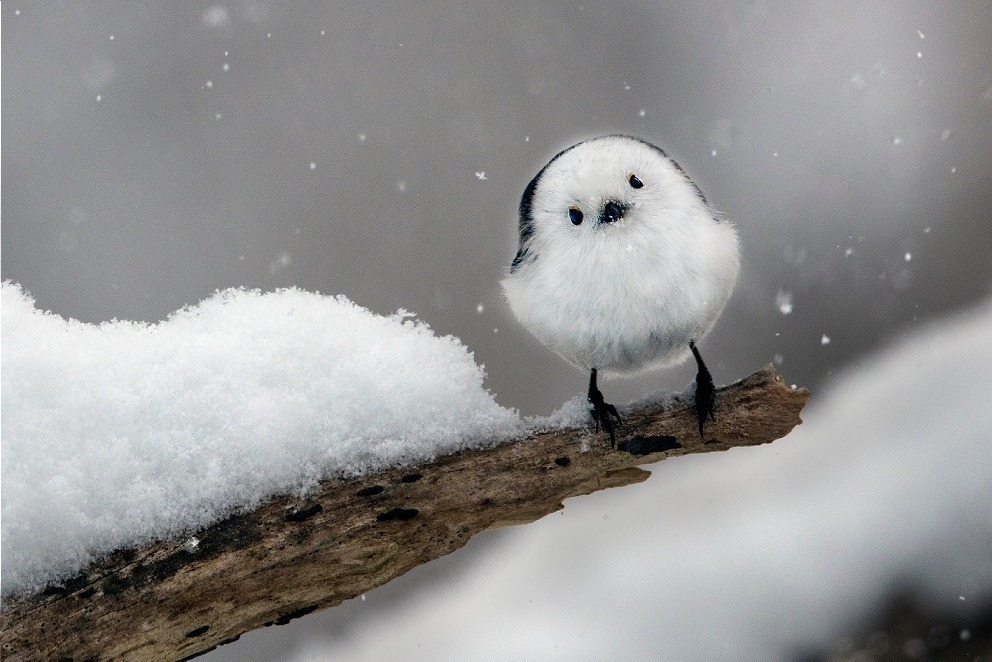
286 299 992 662
0 283 521 599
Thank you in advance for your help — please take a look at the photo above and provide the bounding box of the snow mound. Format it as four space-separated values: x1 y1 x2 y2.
0 283 522 599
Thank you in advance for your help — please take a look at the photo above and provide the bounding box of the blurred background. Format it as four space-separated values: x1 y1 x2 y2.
3 1 991 660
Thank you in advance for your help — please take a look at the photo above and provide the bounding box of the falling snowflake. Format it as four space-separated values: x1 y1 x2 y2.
269 252 292 275
775 289 793 315
475 172 487 180
201 5 231 29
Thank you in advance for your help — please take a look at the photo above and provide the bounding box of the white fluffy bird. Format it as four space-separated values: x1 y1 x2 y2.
501 135 740 444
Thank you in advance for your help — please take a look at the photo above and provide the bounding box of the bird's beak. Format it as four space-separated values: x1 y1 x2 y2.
599 199 626 224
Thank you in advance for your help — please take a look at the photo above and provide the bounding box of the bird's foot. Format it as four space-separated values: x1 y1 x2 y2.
690 340 716 438
588 369 622 447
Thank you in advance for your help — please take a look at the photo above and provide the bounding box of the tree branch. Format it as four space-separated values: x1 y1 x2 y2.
0 364 809 661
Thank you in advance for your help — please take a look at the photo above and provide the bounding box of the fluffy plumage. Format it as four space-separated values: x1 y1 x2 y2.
502 135 740 377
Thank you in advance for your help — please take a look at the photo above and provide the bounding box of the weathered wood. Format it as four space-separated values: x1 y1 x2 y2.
0 364 809 661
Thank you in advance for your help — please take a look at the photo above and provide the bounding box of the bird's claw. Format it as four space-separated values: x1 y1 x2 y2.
589 400 622 447
588 370 622 447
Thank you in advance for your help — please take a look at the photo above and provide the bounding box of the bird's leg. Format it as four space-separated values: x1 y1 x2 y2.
689 340 716 438
588 368 622 447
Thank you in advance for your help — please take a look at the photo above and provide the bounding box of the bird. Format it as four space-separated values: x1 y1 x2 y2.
501 135 740 445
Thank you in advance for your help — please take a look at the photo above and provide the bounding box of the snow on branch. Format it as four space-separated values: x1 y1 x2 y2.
0 365 808 662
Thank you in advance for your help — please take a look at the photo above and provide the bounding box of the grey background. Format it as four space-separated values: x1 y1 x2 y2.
3 1 991 658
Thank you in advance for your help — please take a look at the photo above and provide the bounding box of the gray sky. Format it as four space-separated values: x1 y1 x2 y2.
4 1 991 416
3 1 991 657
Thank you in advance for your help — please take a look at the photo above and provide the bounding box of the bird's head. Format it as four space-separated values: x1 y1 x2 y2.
511 135 713 272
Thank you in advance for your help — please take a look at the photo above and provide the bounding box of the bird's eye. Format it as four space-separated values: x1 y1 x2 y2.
568 206 584 225
628 173 644 189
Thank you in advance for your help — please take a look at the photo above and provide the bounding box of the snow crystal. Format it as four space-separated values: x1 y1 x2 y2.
821 334 831 345
525 396 592 432
775 289 793 315
0 284 522 599
269 251 292 275
201 5 231 29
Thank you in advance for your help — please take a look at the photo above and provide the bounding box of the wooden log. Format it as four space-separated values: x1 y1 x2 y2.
0 364 809 661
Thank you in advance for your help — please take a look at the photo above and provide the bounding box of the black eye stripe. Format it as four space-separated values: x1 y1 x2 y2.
628 173 644 189
568 207 584 225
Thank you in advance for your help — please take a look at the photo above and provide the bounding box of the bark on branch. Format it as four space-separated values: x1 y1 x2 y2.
0 364 809 661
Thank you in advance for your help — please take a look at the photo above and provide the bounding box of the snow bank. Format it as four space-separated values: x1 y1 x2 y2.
0 283 521 599
283 300 992 662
